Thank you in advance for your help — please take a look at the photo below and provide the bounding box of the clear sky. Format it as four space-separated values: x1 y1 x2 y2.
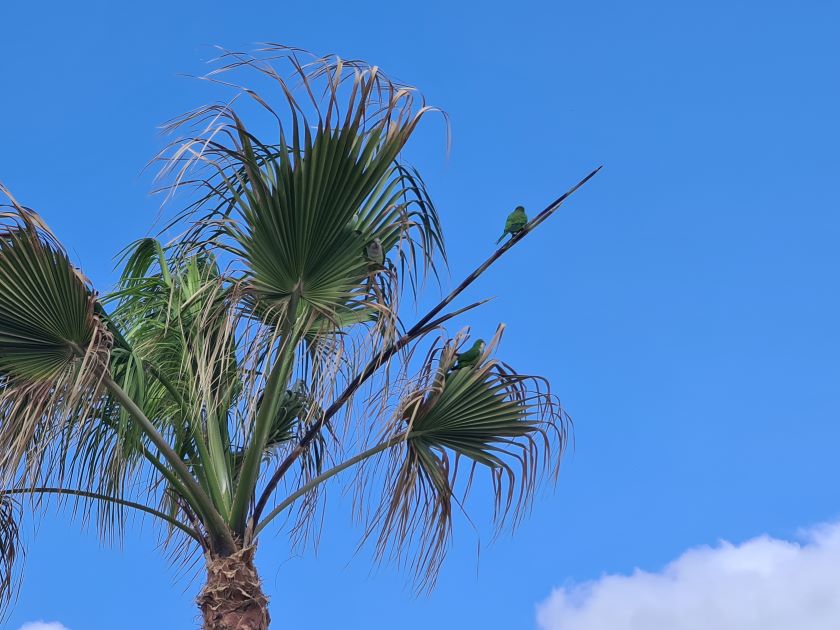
1 1 839 629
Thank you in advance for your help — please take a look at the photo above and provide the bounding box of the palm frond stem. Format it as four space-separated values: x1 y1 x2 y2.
103 375 236 554
229 292 301 536
0 487 201 542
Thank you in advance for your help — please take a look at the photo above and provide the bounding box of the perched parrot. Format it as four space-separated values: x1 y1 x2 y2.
453 339 486 370
496 206 528 244
364 238 385 266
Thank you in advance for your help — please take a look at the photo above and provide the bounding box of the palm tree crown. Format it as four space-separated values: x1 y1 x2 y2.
0 45 596 626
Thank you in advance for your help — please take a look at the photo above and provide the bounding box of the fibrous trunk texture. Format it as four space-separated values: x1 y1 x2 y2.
198 546 270 630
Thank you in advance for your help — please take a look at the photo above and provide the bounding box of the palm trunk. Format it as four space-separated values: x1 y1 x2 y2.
198 546 270 630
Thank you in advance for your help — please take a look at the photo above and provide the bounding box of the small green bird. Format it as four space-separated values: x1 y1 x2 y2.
453 339 486 370
496 206 528 244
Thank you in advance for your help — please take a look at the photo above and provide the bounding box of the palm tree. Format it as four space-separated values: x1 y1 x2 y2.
0 45 599 629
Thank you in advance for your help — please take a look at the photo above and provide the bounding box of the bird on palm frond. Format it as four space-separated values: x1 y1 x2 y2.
496 206 528 244
451 339 486 371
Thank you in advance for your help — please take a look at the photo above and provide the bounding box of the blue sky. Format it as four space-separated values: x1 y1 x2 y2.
1 1 839 628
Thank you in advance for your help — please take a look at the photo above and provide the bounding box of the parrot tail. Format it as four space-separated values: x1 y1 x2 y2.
495 233 505 245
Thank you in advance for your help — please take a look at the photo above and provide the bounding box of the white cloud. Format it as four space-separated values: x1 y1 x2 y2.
537 521 840 630
17 622 70 630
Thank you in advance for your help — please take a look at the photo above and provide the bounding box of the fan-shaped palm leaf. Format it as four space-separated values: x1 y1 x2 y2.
159 46 445 335
0 193 206 610
154 47 450 534
0 193 233 566
0 191 111 485
372 329 568 590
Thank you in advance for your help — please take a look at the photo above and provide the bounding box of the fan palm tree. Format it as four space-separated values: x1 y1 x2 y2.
0 45 599 629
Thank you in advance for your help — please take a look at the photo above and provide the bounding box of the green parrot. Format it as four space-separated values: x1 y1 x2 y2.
453 338 486 370
496 206 528 244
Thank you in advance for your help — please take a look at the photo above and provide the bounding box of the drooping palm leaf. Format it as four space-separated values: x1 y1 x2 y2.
0 495 22 622
0 190 112 487
370 328 568 590
0 211 104 380
0 192 208 609
0 190 214 556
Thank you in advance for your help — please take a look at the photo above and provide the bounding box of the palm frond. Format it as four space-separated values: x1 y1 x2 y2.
0 195 202 556
0 192 206 608
106 240 245 518
370 327 569 590
150 46 450 537
0 188 112 491
157 45 445 337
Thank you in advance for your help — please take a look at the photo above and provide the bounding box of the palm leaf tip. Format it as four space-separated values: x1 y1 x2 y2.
0 194 109 380
0 495 23 621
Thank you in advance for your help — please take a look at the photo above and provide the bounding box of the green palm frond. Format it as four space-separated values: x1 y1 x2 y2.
0 203 106 381
158 46 445 335
152 47 450 535
106 239 244 518
233 384 305 462
0 192 205 595
0 189 112 487
372 328 569 590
